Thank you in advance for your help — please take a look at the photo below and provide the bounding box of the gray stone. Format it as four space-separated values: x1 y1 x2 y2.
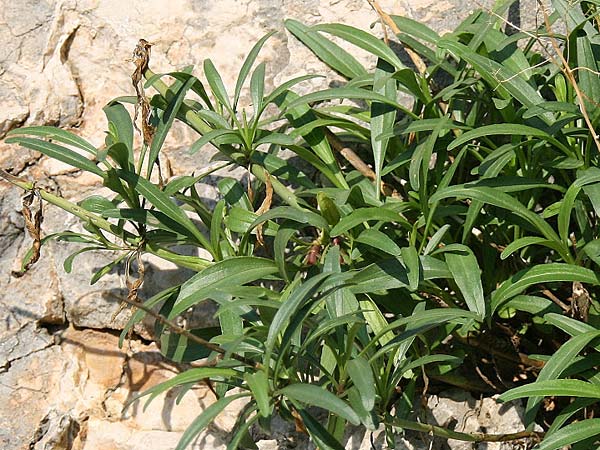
0 321 54 371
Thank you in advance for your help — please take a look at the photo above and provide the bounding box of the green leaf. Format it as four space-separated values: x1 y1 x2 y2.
115 169 210 249
575 28 600 124
273 90 347 189
279 383 360 425
218 178 252 210
172 257 278 318
524 331 600 425
447 124 569 154
500 237 564 260
312 23 405 70
543 314 600 350
498 379 600 402
203 59 232 109
356 229 401 256
346 357 376 411
210 200 225 261
135 367 238 409
263 74 323 107
266 272 331 353
423 224 451 255
389 15 440 45
245 370 271 418
63 246 101 273
248 206 329 231
5 136 104 177
409 116 448 191
175 393 247 450
79 195 116 214
285 87 408 114
234 30 276 108
285 19 367 79
90 253 128 285
296 408 345 450
351 255 451 294
438 39 546 112
537 419 600 450
330 208 404 236
429 185 564 254
401 246 420 291
491 264 600 314
148 76 196 175
189 129 242 153
250 62 266 117
103 101 134 159
371 59 397 199
445 245 486 319
559 168 600 245
6 126 97 156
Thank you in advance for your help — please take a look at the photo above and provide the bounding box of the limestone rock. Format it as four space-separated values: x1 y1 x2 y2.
30 409 81 450
426 389 535 450
0 322 54 371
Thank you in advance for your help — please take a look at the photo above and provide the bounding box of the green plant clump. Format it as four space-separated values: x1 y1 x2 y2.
4 1 600 448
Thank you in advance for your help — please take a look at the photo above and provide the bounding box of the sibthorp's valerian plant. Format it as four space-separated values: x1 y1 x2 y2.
4 1 600 448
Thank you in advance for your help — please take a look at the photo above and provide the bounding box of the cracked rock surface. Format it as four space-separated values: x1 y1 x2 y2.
0 1 540 449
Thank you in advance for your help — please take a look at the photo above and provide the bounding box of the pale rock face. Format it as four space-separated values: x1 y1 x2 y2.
0 1 538 449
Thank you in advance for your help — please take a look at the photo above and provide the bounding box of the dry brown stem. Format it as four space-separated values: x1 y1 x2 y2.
366 0 427 75
11 189 43 277
536 0 600 153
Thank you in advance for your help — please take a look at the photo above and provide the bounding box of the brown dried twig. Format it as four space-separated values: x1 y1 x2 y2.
131 39 155 146
255 172 273 247
12 190 43 278
366 0 427 75
116 292 260 369
536 0 600 154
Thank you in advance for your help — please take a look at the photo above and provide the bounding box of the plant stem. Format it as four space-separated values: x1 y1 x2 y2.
385 418 544 443
118 293 260 369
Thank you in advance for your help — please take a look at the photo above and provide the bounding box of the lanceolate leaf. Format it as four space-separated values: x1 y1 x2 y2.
312 23 405 70
499 379 600 402
524 331 600 425
279 383 360 425
536 419 600 450
171 257 278 318
6 126 97 156
285 87 411 116
175 393 248 450
445 245 486 319
438 39 546 112
115 169 211 250
371 59 397 199
330 208 405 236
266 272 331 353
447 124 570 155
285 19 367 79
135 367 238 408
430 186 565 257
491 264 600 313
5 136 104 178
148 76 197 175
234 30 276 108
346 357 376 411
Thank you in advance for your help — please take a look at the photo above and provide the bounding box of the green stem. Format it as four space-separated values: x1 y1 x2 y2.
384 418 544 443
1 169 137 242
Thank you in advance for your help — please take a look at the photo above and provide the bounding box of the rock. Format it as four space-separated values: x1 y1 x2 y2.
0 321 54 371
30 409 81 450
426 389 535 450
